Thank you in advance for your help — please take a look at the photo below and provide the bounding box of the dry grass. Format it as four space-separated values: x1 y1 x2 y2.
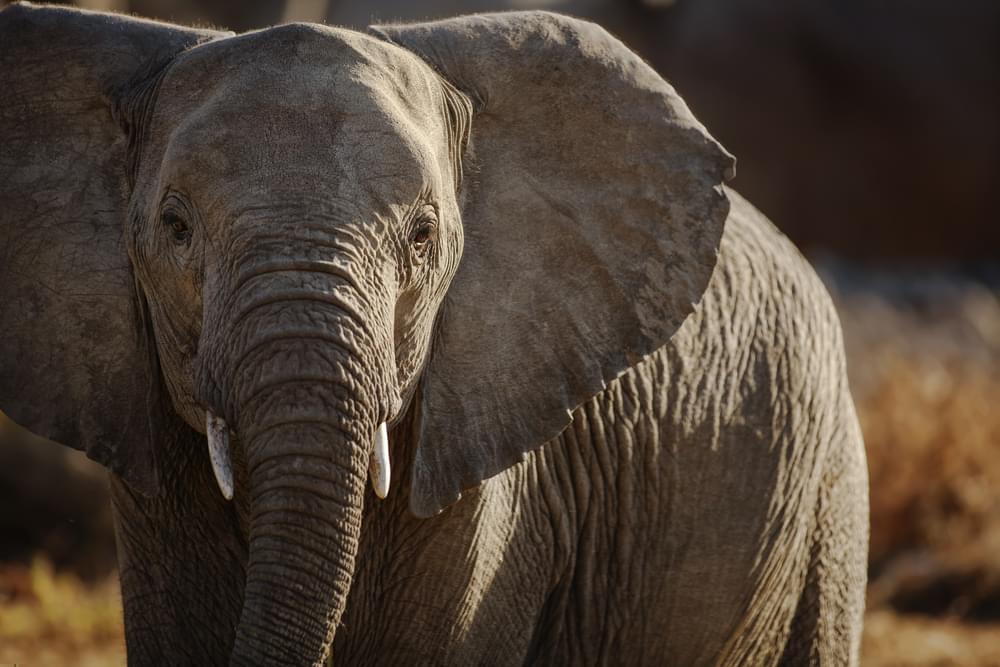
850 348 1000 573
830 266 1000 665
0 559 125 665
863 610 1000 667
855 346 1000 664
864 357 1000 568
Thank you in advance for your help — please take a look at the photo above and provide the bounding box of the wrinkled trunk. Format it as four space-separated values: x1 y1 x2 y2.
218 264 383 666
232 425 364 665
230 415 367 665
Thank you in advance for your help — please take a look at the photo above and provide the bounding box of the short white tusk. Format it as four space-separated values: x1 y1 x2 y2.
206 411 234 501
369 422 390 499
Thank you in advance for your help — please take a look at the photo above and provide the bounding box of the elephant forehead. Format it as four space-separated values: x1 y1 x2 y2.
147 23 448 195
170 24 440 113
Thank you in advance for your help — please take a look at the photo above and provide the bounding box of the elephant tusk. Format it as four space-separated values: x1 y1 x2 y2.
206 411 234 501
369 422 390 499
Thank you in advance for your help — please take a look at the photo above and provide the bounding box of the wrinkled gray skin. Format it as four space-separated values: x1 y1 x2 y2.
0 4 867 665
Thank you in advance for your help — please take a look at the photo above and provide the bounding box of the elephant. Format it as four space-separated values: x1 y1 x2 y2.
0 3 868 665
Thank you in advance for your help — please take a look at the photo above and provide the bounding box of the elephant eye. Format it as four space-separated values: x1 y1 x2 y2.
413 222 435 247
411 215 437 258
163 210 192 246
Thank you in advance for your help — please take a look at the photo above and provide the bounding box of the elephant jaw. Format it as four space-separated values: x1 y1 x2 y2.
205 411 391 502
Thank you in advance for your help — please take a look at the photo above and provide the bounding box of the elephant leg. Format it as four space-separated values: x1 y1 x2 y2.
109 424 248 665
779 418 868 666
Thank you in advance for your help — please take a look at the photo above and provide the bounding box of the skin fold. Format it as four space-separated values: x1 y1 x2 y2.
0 4 867 665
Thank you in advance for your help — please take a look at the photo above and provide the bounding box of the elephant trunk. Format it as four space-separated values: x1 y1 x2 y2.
230 414 368 665
217 266 389 666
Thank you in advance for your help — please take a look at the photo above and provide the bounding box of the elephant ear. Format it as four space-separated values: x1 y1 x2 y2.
0 4 224 494
372 12 734 517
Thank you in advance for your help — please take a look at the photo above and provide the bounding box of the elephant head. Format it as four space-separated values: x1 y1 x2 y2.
0 4 732 664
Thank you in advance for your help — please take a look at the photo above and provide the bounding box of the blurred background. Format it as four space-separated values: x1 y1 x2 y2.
2 0 998 664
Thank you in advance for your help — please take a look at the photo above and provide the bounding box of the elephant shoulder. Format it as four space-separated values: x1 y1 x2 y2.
716 187 844 362
670 188 849 421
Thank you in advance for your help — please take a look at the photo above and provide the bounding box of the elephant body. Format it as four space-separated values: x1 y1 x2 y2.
0 4 866 664
107 190 868 664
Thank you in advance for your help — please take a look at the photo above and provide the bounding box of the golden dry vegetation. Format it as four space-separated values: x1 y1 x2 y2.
835 268 1000 665
0 559 125 665
2 267 1000 665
